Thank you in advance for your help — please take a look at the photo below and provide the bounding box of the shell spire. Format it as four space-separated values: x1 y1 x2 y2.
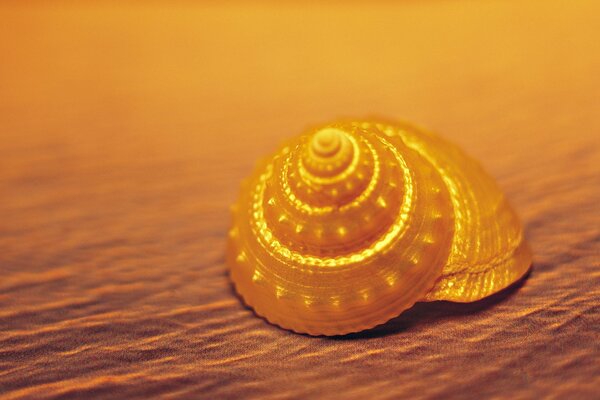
227 120 531 336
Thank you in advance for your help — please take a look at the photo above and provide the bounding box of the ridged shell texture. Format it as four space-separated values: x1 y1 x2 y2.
227 120 531 336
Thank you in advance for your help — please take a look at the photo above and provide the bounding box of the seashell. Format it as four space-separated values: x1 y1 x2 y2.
227 120 531 336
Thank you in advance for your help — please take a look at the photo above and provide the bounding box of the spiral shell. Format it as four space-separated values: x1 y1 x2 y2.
227 120 531 336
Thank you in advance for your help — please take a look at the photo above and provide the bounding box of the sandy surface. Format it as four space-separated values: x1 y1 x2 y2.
1 1 599 399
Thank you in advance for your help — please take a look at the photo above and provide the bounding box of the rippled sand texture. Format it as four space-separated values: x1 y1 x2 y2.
1 1 599 399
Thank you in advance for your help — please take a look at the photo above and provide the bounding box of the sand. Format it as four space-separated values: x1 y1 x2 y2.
1 1 599 399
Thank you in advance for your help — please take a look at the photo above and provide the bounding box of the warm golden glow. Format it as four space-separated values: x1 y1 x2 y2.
228 120 531 336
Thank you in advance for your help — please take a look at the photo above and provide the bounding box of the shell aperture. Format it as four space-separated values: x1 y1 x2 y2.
227 120 531 336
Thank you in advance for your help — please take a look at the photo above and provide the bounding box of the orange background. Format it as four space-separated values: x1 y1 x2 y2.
1 1 599 399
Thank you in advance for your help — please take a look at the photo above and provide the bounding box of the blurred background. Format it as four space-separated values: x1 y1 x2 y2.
0 1 598 399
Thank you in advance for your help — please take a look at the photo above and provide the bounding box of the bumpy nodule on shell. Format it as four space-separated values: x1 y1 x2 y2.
227 121 531 336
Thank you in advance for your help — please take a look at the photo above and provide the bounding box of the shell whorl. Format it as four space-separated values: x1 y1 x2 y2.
269 126 411 257
228 120 531 336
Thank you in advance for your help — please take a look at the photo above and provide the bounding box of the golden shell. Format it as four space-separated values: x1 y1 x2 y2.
227 120 531 336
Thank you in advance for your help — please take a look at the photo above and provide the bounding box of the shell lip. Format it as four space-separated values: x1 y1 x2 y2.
430 265 533 309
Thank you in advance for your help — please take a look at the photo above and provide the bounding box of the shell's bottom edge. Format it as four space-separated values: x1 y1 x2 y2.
423 239 533 303
235 290 412 337
228 269 432 337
